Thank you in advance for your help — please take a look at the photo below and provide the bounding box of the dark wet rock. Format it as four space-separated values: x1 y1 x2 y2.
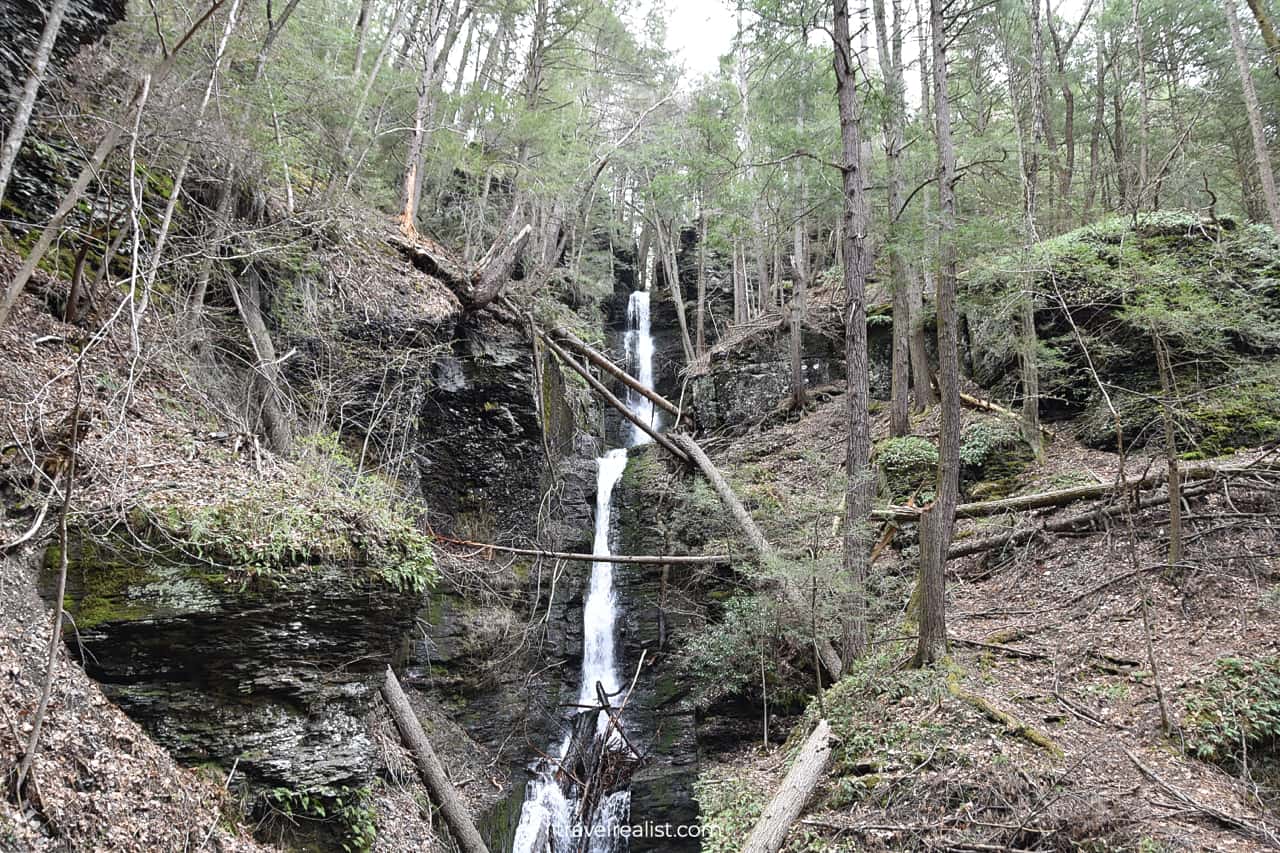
42 555 418 796
688 321 893 433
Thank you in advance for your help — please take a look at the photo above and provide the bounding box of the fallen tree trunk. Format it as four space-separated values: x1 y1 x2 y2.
669 432 844 679
947 481 1213 559
541 334 690 463
960 390 1057 439
431 534 730 565
874 461 1276 522
389 223 532 312
741 719 836 853
549 323 681 418
381 667 491 853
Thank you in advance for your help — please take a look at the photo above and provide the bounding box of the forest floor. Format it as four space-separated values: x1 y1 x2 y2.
694 392 1280 852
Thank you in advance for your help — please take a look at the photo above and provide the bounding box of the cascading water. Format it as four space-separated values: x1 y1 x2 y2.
512 290 658 853
623 291 657 445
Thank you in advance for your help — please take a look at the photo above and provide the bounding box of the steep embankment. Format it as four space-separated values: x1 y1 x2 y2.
0 202 593 850
679 214 1280 851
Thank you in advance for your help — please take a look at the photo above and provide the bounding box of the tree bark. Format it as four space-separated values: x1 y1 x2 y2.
230 266 293 454
789 215 808 410
740 719 836 853
1224 0 1280 231
873 460 1267 521
0 0 71 210
833 0 875 662
542 334 690 463
696 205 708 356
253 0 302 80
656 219 695 365
0 3 225 327
1245 0 1280 75
874 0 911 437
381 667 491 853
549 324 681 417
1132 0 1150 210
1153 333 1182 565
915 0 960 667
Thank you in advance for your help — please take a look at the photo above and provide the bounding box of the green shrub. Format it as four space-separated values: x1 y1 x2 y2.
874 436 939 501
265 785 377 852
693 775 766 853
1183 656 1280 770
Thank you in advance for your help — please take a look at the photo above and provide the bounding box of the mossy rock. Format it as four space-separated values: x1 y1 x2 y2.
874 436 939 502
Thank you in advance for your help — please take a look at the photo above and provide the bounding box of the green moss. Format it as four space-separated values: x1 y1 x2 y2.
874 436 939 501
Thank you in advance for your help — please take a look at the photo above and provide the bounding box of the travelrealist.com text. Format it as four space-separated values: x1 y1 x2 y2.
570 821 717 839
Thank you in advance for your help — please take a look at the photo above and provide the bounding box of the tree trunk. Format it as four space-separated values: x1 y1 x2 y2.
253 0 302 80
1245 0 1280 74
0 0 71 209
549 324 681 417
1153 334 1182 565
1225 0 1280 231
833 0 875 663
381 668 491 853
230 265 293 454
740 719 835 853
353 0 374 74
907 268 933 410
696 205 708 356
0 3 224 327
544 335 689 462
790 215 808 409
1132 0 1150 210
875 0 911 437
398 37 440 234
1084 37 1106 219
915 0 961 668
188 168 236 329
656 219 695 365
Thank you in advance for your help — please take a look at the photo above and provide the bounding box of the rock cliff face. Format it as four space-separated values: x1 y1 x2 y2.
44 553 418 795
0 0 127 95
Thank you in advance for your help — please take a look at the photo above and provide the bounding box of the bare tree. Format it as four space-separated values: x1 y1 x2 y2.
832 0 875 662
1224 0 1280 230
0 0 71 209
0 2 226 327
915 0 961 667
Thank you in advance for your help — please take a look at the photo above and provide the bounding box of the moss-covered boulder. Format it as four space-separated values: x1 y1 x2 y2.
963 213 1280 453
874 436 939 502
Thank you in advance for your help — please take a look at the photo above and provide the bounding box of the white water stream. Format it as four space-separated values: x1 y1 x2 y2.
512 291 657 853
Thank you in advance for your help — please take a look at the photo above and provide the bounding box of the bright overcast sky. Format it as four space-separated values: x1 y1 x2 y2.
648 0 739 80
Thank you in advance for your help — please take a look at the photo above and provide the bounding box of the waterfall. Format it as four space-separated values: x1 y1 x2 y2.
512 290 658 853
623 291 657 446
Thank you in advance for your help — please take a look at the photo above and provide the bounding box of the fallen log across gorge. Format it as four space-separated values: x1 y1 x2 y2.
429 532 732 565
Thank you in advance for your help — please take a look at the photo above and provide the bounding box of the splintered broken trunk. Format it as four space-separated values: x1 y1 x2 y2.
556 707 640 828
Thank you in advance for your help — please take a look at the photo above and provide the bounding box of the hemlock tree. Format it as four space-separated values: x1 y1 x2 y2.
833 0 875 662
915 0 962 668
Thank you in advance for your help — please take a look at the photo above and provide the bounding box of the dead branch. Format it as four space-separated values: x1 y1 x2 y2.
430 533 729 565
